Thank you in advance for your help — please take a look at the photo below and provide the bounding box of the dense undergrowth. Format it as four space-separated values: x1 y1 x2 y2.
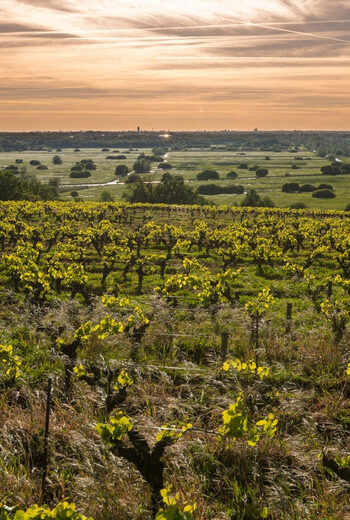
0 201 349 520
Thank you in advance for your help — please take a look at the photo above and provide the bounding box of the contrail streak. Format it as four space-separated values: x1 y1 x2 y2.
246 22 349 44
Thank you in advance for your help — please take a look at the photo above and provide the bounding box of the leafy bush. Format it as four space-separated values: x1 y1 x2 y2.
29 160 40 166
282 182 300 193
256 168 268 178
290 202 307 209
99 190 114 202
317 183 333 190
196 169 219 181
69 171 91 178
37 165 48 170
107 155 126 160
53 155 62 165
133 159 151 173
124 173 207 205
0 171 58 200
4 165 19 173
115 164 129 177
125 173 141 184
321 165 341 175
0 502 92 520
241 189 274 207
197 184 244 195
299 184 316 192
312 189 336 198
158 163 173 170
227 171 238 179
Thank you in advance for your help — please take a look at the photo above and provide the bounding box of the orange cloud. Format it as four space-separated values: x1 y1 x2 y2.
0 0 349 130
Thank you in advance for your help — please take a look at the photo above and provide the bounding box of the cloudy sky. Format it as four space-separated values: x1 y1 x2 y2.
1 0 350 130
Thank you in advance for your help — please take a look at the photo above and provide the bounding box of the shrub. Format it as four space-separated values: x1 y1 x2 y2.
196 169 219 181
74 148 80 152
158 163 172 170
70 191 79 197
261 196 275 207
312 189 336 198
299 184 316 192
256 168 268 178
290 202 307 209
125 173 141 184
71 165 82 172
124 173 207 205
133 159 151 174
37 165 48 170
197 184 244 195
15 159 23 164
282 182 300 193
317 183 333 190
80 159 96 170
345 203 350 211
107 155 126 160
49 178 60 187
238 163 248 169
69 171 91 178
115 165 129 177
321 165 341 175
53 155 62 165
4 165 19 173
102 148 110 152
100 190 114 202
227 171 238 179
241 189 275 207
29 160 40 166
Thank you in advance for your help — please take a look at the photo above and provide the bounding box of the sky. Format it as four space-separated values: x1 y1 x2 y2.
1 0 350 131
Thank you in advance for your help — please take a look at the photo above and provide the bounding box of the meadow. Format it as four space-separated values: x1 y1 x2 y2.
0 201 349 520
1 147 350 209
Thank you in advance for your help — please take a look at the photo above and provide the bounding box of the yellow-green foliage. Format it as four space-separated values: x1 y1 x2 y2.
155 487 196 520
156 422 192 443
0 502 92 520
0 344 21 380
218 393 278 446
96 411 133 446
222 358 270 379
113 370 133 392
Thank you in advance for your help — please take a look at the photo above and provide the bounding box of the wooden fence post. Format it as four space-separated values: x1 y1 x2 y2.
285 302 292 334
40 377 52 504
327 281 333 299
221 332 229 363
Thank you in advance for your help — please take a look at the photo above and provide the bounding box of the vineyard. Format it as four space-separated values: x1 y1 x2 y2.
0 201 349 520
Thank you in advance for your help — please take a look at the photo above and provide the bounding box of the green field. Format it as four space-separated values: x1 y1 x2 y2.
1 148 350 209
